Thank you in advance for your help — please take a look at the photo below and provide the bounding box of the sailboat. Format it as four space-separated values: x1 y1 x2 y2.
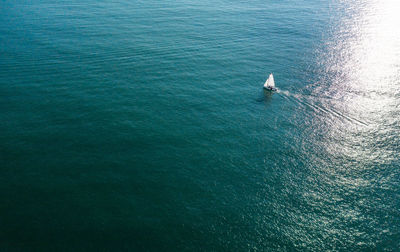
263 73 276 91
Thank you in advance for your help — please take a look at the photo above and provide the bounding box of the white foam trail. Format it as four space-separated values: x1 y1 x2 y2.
277 89 369 126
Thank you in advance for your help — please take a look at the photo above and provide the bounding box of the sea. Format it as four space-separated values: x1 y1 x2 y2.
1 0 399 250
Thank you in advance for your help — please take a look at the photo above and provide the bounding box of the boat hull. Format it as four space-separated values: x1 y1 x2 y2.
263 86 277 91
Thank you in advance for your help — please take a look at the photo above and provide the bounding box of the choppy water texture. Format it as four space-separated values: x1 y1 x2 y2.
1 0 399 250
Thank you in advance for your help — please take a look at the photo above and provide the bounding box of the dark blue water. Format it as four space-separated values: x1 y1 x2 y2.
1 0 399 250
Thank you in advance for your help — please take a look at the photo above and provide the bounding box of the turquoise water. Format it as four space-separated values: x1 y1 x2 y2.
1 0 399 250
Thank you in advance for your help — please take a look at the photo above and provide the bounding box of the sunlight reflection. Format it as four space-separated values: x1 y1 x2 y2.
348 0 400 91
316 0 400 164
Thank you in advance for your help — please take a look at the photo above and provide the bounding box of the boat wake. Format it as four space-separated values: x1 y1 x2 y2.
276 89 369 126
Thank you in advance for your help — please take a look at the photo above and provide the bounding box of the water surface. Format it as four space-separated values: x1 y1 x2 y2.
1 0 399 250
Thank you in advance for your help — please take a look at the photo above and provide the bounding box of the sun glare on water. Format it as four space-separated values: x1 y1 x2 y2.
322 0 400 123
351 0 400 90
310 0 400 165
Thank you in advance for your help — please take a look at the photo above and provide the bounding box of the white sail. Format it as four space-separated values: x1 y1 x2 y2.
264 73 275 88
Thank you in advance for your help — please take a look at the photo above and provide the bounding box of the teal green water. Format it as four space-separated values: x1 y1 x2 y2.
1 0 399 250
